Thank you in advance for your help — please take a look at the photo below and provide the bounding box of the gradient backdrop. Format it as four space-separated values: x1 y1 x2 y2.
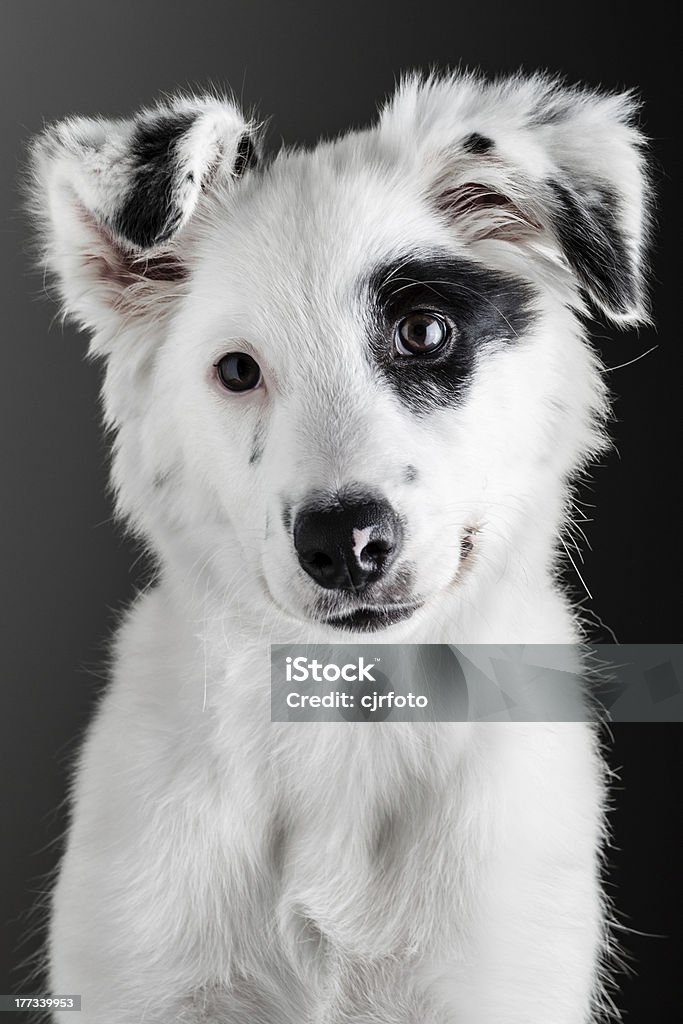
1 0 680 1017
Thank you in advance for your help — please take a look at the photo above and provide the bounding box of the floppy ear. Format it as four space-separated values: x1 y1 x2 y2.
28 94 259 336
379 73 651 325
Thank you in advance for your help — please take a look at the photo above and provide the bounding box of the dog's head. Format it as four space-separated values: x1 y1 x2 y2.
29 74 649 635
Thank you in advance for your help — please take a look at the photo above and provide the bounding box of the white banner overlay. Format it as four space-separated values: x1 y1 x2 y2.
270 645 682 722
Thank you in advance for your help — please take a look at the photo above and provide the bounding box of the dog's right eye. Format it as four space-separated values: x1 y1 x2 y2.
394 311 450 356
215 352 262 392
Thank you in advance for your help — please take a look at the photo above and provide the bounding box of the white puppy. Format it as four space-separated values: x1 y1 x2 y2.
29 72 649 1023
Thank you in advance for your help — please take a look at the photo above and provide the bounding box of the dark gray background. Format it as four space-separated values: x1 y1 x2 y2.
1 0 680 1017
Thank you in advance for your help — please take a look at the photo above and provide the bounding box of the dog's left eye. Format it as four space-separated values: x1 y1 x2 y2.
394 311 449 356
215 352 262 392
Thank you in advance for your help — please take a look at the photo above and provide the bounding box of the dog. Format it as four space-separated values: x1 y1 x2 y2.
29 71 649 1022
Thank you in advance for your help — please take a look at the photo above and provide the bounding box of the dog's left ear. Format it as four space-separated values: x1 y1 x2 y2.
380 74 651 325
28 94 259 338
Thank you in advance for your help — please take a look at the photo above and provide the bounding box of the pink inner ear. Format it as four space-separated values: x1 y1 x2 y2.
77 204 188 289
434 181 542 243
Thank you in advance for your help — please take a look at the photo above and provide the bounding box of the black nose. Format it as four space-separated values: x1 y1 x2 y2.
293 493 403 592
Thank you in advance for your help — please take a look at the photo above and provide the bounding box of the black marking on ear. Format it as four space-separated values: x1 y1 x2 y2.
462 132 493 155
364 253 536 413
112 111 197 249
549 178 637 317
234 133 258 177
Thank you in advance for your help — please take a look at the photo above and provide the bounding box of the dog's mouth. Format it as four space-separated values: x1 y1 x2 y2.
321 602 423 632
265 526 478 633
318 527 478 631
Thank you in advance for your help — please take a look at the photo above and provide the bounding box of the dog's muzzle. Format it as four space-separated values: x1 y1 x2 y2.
293 491 403 593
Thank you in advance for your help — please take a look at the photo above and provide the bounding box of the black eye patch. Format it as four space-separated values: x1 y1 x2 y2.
462 132 494 155
364 254 537 413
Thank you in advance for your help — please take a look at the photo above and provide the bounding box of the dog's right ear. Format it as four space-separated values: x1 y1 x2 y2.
379 73 651 326
28 95 258 338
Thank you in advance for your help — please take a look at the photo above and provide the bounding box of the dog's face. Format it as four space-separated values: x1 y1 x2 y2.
174 162 577 633
30 76 648 634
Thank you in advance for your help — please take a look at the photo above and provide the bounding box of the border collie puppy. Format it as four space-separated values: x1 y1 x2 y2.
29 71 649 1023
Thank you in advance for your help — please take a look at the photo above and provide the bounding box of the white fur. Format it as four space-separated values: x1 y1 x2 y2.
28 72 649 1022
